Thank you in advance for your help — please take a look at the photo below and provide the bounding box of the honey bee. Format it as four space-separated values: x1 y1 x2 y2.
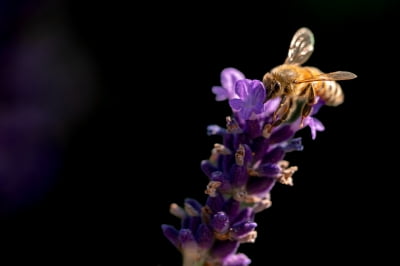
262 27 357 128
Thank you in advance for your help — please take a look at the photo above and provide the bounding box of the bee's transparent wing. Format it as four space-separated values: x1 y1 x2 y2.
294 71 357 83
284 27 315 65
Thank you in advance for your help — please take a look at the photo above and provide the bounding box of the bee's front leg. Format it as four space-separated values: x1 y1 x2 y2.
264 97 294 137
273 95 287 121
272 97 293 127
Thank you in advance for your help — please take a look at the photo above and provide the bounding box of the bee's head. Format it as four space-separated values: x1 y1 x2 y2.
262 72 282 101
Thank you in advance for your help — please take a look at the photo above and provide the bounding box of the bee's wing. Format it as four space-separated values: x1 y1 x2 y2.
284 27 315 65
294 71 357 83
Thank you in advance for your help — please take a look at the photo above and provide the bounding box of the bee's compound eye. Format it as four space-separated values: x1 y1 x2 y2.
273 82 281 91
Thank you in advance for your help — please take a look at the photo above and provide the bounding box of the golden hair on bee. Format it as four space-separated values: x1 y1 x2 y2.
262 27 357 129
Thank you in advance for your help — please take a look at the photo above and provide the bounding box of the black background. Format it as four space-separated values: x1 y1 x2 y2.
0 0 397 265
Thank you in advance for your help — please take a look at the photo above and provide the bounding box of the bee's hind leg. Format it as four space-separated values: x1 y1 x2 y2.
300 84 316 127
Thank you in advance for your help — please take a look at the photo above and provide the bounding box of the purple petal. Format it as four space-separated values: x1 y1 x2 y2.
211 212 230 233
251 81 266 104
311 97 325 115
239 107 253 121
162 224 180 249
211 240 240 259
221 68 245 92
234 79 251 98
254 97 281 120
313 117 325 131
263 97 280 115
253 102 265 115
229 98 244 111
212 86 229 101
222 253 251 266
306 117 325 140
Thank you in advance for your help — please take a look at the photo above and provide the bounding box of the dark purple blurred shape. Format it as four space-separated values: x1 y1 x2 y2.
0 0 96 215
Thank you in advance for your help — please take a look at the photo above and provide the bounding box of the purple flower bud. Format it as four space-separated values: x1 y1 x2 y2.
283 137 304 152
230 165 248 187
211 171 225 182
161 224 179 249
210 171 231 192
184 198 202 216
207 124 226 136
179 229 196 248
257 163 281 177
246 177 276 195
206 192 225 213
231 222 257 239
232 207 254 225
222 253 251 266
211 212 230 234
182 216 201 234
201 160 218 178
182 216 191 229
238 144 252 167
196 224 214 250
223 198 240 222
269 125 295 143
211 240 240 259
251 137 270 162
262 146 285 164
245 119 261 139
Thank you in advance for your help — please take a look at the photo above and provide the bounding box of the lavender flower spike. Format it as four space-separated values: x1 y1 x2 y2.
163 58 354 265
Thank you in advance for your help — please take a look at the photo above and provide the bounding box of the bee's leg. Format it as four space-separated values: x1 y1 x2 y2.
273 95 287 121
265 97 292 136
300 84 316 127
272 97 293 127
